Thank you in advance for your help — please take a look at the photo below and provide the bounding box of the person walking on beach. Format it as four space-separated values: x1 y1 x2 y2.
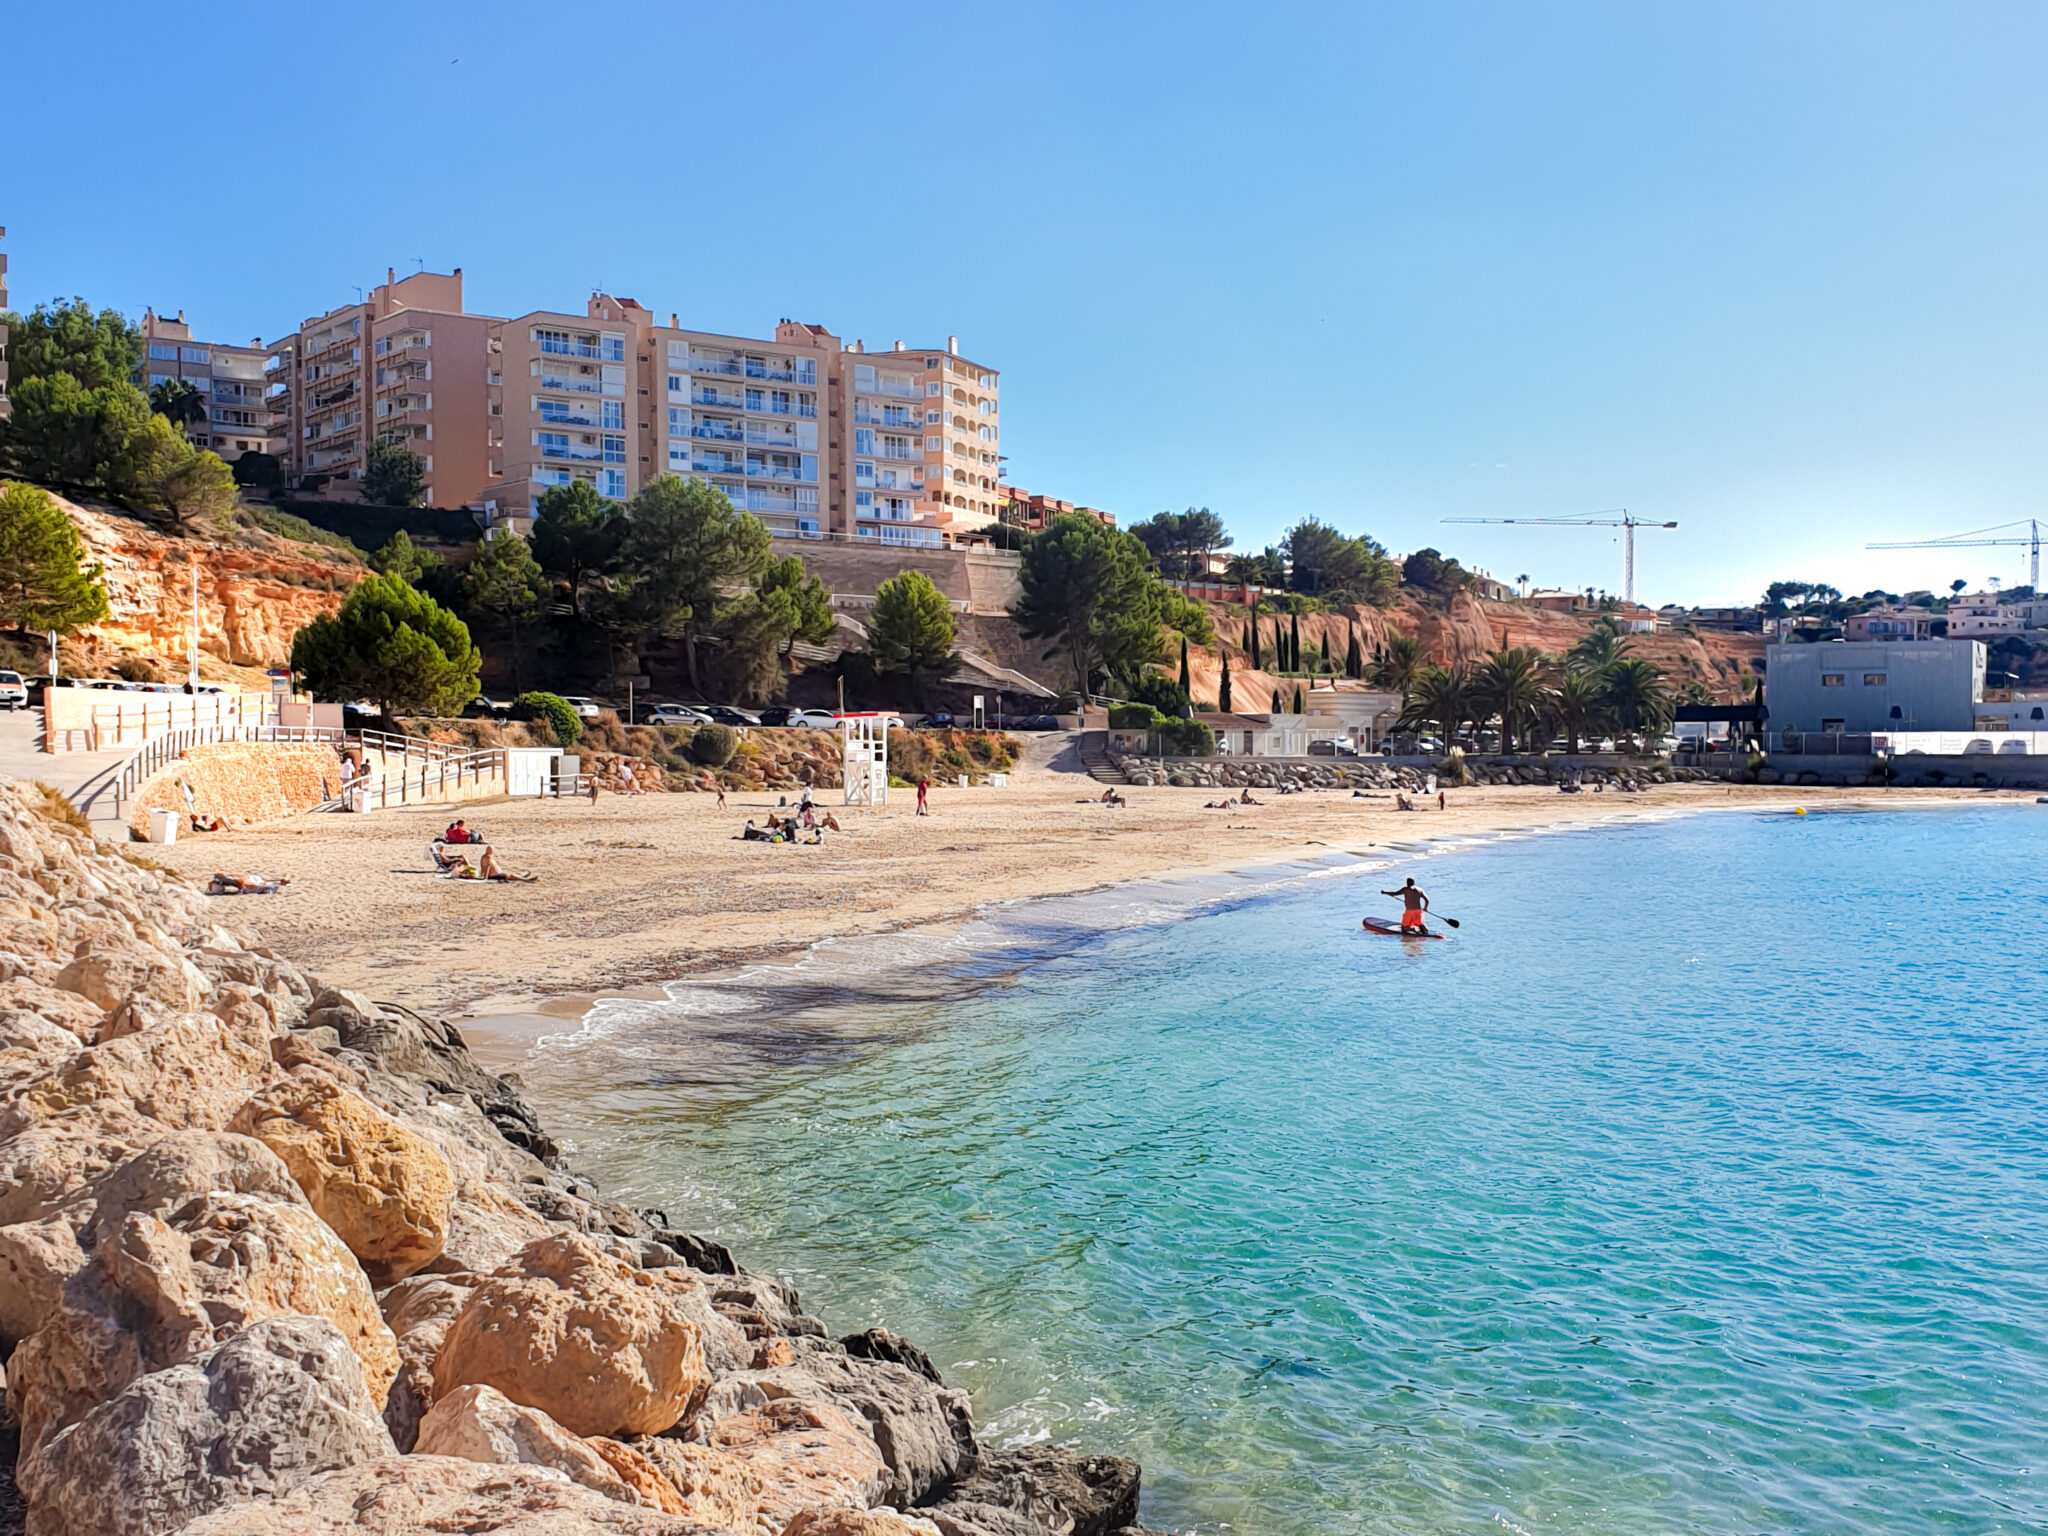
1379 877 1431 933
916 775 930 815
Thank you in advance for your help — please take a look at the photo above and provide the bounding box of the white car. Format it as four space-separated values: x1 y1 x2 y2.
557 695 605 720
0 671 25 711
645 704 715 726
785 709 839 728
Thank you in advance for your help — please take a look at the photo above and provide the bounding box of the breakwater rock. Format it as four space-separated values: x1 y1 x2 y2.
1113 751 1708 793
0 776 1162 1536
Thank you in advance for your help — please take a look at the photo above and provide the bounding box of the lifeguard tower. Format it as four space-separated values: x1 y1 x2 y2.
839 713 889 807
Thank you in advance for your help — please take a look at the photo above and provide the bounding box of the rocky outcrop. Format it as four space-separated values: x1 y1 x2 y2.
53 492 358 672
16 1316 394 1536
0 773 1161 1536
433 1232 710 1439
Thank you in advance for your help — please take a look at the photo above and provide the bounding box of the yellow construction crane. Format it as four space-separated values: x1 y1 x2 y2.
1440 510 1678 605
1866 519 2042 591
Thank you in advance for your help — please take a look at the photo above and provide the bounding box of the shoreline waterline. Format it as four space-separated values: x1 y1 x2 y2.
453 791 1994 1073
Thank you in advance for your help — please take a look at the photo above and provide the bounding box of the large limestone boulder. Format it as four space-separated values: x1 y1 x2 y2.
921 1447 1142 1536
622 1439 764 1531
8 1192 398 1457
0 1010 277 1139
230 1073 455 1282
0 1217 84 1344
52 945 211 1014
415 1382 639 1503
698 1350 977 1509
702 1396 889 1531
178 1455 732 1534
783 1509 947 1536
15 1315 395 1536
433 1231 709 1438
0 1116 155 1225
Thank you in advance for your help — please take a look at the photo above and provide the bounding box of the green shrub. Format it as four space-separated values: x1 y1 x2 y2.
1108 704 1158 730
689 722 738 767
1153 717 1214 756
511 691 582 749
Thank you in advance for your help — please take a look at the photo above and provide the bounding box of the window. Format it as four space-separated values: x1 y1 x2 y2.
599 469 627 499
538 432 570 456
926 357 941 368
746 388 766 411
601 400 624 429
2033 707 2045 721
1863 673 1886 686
926 382 941 396
854 429 874 454
794 358 817 386
1820 673 1845 687
601 334 626 362
149 343 179 361
926 409 941 424
926 436 942 451
1822 718 1845 731
668 408 690 436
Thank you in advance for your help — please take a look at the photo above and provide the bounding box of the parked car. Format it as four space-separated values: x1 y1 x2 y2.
996 713 1061 731
785 709 838 728
921 712 956 728
643 704 715 726
557 695 605 720
0 671 25 711
461 697 508 720
837 712 906 731
754 706 793 727
701 705 761 727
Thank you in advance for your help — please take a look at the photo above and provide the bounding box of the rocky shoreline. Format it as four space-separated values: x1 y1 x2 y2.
0 776 1161 1536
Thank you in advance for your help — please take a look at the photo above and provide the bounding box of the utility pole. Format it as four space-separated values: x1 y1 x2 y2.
188 558 201 689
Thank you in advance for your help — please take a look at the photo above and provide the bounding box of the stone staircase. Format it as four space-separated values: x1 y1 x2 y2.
1076 730 1131 786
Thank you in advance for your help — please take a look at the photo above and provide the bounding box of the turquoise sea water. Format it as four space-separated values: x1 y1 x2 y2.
515 806 2048 1534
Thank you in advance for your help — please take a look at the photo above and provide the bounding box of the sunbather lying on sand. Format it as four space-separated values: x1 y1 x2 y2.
208 872 289 895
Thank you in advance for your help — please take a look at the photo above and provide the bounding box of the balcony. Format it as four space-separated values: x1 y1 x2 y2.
744 357 797 383
540 441 606 463
539 371 604 395
537 406 604 430
852 404 922 428
744 424 798 448
692 422 743 443
857 377 920 401
746 486 802 513
691 451 745 475
692 386 744 410
310 380 356 410
686 353 743 378
538 336 609 360
747 460 802 482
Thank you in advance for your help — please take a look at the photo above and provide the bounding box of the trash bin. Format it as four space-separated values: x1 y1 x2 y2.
147 808 180 845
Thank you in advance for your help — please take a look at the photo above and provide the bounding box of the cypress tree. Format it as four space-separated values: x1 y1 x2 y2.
1290 612 1302 674
1294 684 1305 713
1249 618 1262 671
1218 652 1232 712
1346 622 1363 679
1178 633 1191 695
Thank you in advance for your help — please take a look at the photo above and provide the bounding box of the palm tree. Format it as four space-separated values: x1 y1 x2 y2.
1402 665 1469 749
1567 619 1631 675
1472 645 1550 754
1603 657 1673 752
1370 633 1427 700
1545 668 1605 754
1225 553 1261 602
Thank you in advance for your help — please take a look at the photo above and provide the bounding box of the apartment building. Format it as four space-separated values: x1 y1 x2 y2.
1 226 9 421
486 295 652 527
268 269 495 507
997 484 1116 532
138 309 280 462
916 340 1002 534
826 339 936 545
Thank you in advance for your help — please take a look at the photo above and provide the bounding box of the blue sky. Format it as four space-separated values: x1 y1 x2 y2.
10 1 2045 605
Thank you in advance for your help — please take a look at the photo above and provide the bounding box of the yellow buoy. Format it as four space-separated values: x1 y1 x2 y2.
1794 807 1807 816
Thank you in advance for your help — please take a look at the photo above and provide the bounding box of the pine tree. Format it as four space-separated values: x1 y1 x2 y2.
0 482 110 636
1178 633 1191 695
1218 652 1232 712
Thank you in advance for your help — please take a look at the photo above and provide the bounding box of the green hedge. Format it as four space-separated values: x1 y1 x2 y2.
511 691 582 749
1107 704 1157 730
688 723 738 767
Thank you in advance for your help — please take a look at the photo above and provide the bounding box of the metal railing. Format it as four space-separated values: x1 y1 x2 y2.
339 746 506 812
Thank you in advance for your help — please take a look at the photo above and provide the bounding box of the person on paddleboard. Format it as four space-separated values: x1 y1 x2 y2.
1377 877 1431 934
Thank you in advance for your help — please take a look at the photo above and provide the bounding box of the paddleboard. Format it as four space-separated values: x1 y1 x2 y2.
1362 917 1447 940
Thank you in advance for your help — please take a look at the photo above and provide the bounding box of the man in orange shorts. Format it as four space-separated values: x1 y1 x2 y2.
1380 877 1431 932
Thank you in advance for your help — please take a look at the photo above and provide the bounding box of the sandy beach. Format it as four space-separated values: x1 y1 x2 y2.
138 755 2011 1024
